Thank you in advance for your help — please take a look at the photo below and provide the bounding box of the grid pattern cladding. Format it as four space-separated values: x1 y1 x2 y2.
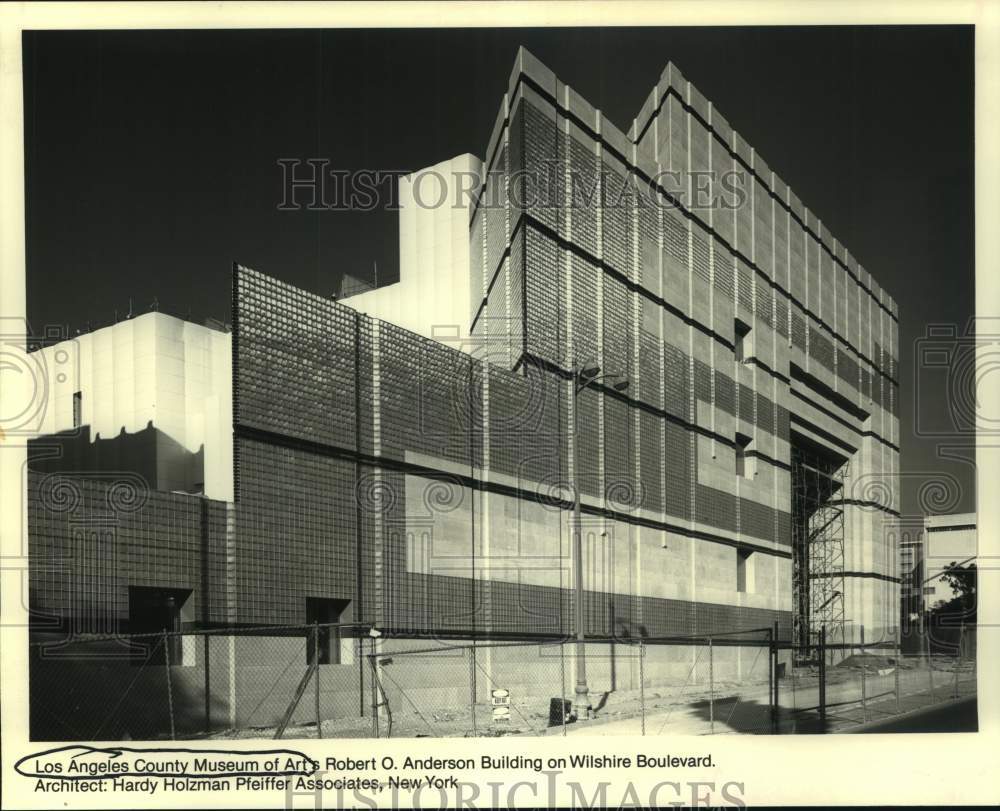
636 82 898 423
378 322 481 468
235 267 795 636
27 471 230 627
472 53 903 636
234 267 370 452
478 93 799 547
229 52 902 639
235 438 361 626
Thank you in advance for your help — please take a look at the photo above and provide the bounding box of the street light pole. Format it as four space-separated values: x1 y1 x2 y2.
571 364 628 722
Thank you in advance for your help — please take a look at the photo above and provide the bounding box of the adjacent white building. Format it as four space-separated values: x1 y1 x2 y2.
898 512 977 616
31 312 233 501
338 154 482 346
29 158 480 504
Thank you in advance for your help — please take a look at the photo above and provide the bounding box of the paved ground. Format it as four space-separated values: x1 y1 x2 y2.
850 695 977 734
206 657 976 739
544 661 976 737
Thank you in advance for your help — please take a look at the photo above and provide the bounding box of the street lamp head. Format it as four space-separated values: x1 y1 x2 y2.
612 379 630 392
580 365 601 380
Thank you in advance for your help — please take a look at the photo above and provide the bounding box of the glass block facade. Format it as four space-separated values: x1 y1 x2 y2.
230 47 897 642
234 264 792 638
468 48 900 640
27 470 232 629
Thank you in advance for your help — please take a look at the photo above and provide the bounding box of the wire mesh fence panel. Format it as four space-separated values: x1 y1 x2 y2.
779 629 821 733
643 642 714 736
820 626 876 727
704 633 774 735
775 622 977 733
315 639 370 738
474 642 568 736
368 641 477 738
29 623 373 742
31 631 207 741
229 634 312 737
28 623 977 741
366 640 574 738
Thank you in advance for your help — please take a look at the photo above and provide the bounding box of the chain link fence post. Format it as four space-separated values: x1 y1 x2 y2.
818 626 826 725
314 623 322 739
204 633 212 735
772 620 780 734
358 633 365 720
369 641 379 739
639 640 645 737
925 619 935 701
895 627 901 715
560 640 567 737
954 624 964 699
708 636 714 735
767 626 775 734
163 630 176 740
469 644 477 737
860 624 867 722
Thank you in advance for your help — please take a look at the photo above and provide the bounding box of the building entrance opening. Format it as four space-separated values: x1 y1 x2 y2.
128 586 192 664
790 434 849 663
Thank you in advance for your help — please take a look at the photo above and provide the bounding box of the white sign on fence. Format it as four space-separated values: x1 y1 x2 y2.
491 688 510 723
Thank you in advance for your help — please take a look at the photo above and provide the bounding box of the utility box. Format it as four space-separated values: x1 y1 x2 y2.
549 697 572 727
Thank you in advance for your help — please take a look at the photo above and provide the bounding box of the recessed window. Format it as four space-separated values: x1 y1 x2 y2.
306 597 350 665
734 319 751 362
735 433 753 479
72 391 82 428
737 549 754 593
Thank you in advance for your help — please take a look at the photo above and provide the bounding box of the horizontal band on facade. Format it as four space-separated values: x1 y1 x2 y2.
515 350 794 473
742 356 790 385
926 524 976 534
835 499 901 517
809 571 901 584
629 83 897 325
482 76 899 384
788 411 857 456
790 363 871 423
508 71 900 339
789 384 899 454
378 571 794 639
149 624 791 646
474 204 898 410
234 423 794 559
505 211 896 412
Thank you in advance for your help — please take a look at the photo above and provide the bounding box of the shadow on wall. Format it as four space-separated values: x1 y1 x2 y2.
29 634 227 741
28 422 205 494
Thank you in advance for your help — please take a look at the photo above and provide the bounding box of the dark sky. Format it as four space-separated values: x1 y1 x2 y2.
22 26 975 516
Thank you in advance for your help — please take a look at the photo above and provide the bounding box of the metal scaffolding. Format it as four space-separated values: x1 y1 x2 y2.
791 442 848 662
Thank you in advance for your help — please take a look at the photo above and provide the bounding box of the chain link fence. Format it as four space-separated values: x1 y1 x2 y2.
29 623 371 741
777 623 977 733
364 627 781 738
30 621 976 740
